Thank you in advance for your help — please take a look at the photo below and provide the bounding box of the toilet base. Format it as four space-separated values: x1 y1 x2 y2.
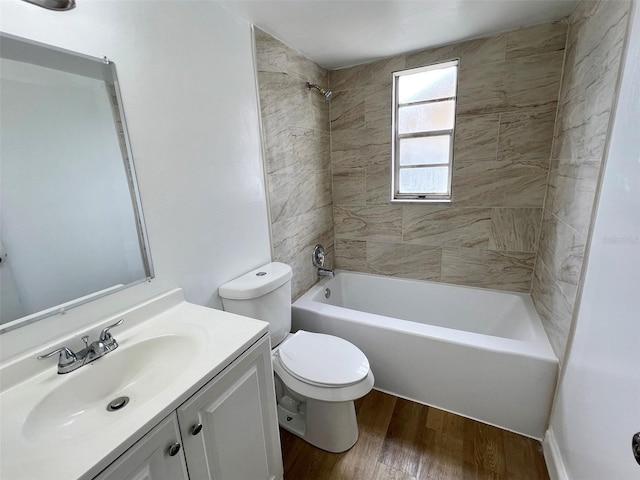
278 396 359 453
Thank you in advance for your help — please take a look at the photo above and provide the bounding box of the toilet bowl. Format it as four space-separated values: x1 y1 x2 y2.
219 262 374 453
273 331 374 452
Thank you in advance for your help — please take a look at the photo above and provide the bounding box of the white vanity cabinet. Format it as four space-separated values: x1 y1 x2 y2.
94 335 283 480
94 413 189 480
177 333 282 480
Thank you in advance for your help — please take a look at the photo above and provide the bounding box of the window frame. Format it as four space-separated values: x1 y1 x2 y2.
390 59 459 203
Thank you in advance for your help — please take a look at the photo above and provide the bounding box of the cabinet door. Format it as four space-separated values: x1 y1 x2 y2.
94 413 189 480
178 335 283 480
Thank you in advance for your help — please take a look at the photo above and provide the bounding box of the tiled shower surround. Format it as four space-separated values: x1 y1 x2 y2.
328 22 567 293
254 0 631 363
531 0 631 363
254 28 334 300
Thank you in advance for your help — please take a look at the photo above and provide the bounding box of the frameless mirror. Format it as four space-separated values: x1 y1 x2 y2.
0 33 154 333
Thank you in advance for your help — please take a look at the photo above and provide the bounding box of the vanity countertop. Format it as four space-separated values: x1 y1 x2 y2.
0 288 268 480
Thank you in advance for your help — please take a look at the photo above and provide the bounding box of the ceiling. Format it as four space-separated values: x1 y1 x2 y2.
220 0 580 70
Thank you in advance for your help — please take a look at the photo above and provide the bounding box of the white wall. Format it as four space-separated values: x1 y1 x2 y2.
544 2 640 478
0 0 272 360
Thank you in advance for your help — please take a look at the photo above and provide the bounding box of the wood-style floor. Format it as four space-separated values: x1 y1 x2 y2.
281 390 549 480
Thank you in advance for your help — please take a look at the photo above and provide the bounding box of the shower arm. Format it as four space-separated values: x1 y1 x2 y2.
306 82 332 101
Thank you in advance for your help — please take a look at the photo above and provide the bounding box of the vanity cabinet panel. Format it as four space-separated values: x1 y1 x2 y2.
94 413 189 480
177 335 283 480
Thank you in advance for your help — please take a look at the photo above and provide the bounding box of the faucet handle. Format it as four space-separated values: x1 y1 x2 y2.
37 347 77 367
99 318 124 342
312 244 326 268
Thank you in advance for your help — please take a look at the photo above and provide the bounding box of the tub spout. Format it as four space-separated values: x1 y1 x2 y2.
317 267 334 278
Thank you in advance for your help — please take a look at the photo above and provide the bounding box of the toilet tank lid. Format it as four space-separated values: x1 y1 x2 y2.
219 262 292 300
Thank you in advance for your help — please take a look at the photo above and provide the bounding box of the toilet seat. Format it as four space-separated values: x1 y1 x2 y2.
278 331 369 387
272 331 375 403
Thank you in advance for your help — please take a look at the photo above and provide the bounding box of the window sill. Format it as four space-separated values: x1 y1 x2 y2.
390 197 452 204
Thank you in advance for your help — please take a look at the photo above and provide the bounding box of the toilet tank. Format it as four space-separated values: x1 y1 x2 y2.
219 262 292 347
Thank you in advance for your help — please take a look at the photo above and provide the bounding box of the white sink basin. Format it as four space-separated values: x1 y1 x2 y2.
23 334 197 442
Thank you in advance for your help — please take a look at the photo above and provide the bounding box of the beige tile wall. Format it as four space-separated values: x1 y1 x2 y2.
254 28 334 300
329 22 567 292
531 0 631 364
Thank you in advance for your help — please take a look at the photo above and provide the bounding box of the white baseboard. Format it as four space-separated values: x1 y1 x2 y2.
543 428 569 480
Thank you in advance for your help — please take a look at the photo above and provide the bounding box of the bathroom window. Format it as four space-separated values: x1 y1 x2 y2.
391 60 458 202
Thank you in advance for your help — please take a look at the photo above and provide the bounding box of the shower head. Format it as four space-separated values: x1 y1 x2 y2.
307 82 333 102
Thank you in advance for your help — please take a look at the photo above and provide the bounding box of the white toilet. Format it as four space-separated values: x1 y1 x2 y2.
219 262 374 453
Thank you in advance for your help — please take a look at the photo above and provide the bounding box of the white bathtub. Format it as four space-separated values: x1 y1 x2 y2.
292 271 558 439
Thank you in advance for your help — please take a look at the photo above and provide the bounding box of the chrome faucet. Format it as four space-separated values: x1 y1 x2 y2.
312 244 334 277
317 267 335 278
37 319 124 374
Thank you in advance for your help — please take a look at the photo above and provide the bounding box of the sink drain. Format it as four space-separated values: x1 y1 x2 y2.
106 396 129 412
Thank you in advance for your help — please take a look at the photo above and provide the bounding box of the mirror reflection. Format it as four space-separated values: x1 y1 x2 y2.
0 34 153 331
